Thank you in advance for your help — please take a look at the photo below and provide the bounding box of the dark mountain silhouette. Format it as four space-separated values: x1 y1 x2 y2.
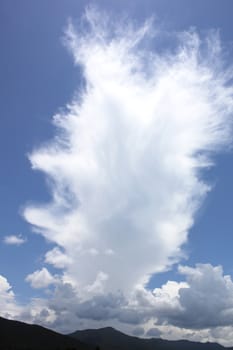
69 326 228 350
0 316 231 350
0 316 91 350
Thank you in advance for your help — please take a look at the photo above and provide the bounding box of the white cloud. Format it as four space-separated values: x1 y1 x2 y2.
14 6 233 344
0 275 22 318
142 264 233 347
24 7 233 298
3 234 26 245
86 271 108 294
155 264 233 329
209 326 233 347
45 247 72 269
29 263 233 346
25 268 57 289
6 263 233 346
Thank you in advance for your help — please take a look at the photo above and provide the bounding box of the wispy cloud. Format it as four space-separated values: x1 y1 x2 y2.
3 234 26 246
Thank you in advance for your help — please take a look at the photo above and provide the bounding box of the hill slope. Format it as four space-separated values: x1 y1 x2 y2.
69 326 227 350
0 316 91 350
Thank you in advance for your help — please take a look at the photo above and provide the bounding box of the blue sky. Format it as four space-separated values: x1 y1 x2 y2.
1 0 233 346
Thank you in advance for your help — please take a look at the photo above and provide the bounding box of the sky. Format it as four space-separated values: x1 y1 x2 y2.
1 0 233 346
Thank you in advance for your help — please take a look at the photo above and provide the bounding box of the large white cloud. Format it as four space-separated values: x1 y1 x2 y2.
24 7 233 297
17 7 233 344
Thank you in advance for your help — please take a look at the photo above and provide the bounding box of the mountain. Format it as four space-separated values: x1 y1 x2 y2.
0 316 91 350
0 316 230 350
69 326 228 350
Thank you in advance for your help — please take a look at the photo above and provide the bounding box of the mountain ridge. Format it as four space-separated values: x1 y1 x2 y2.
0 316 91 350
0 316 231 350
69 326 229 350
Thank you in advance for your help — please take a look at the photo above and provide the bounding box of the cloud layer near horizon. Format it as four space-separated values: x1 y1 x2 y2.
6 7 233 345
4 263 233 346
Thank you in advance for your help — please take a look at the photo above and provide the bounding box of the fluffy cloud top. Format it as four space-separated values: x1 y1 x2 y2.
25 268 57 289
45 247 72 269
154 264 233 330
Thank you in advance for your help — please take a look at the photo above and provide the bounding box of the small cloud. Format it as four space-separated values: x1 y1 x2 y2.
3 235 26 246
45 247 72 269
25 268 57 289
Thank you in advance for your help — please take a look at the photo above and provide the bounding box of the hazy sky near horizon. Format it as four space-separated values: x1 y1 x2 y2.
1 0 233 346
